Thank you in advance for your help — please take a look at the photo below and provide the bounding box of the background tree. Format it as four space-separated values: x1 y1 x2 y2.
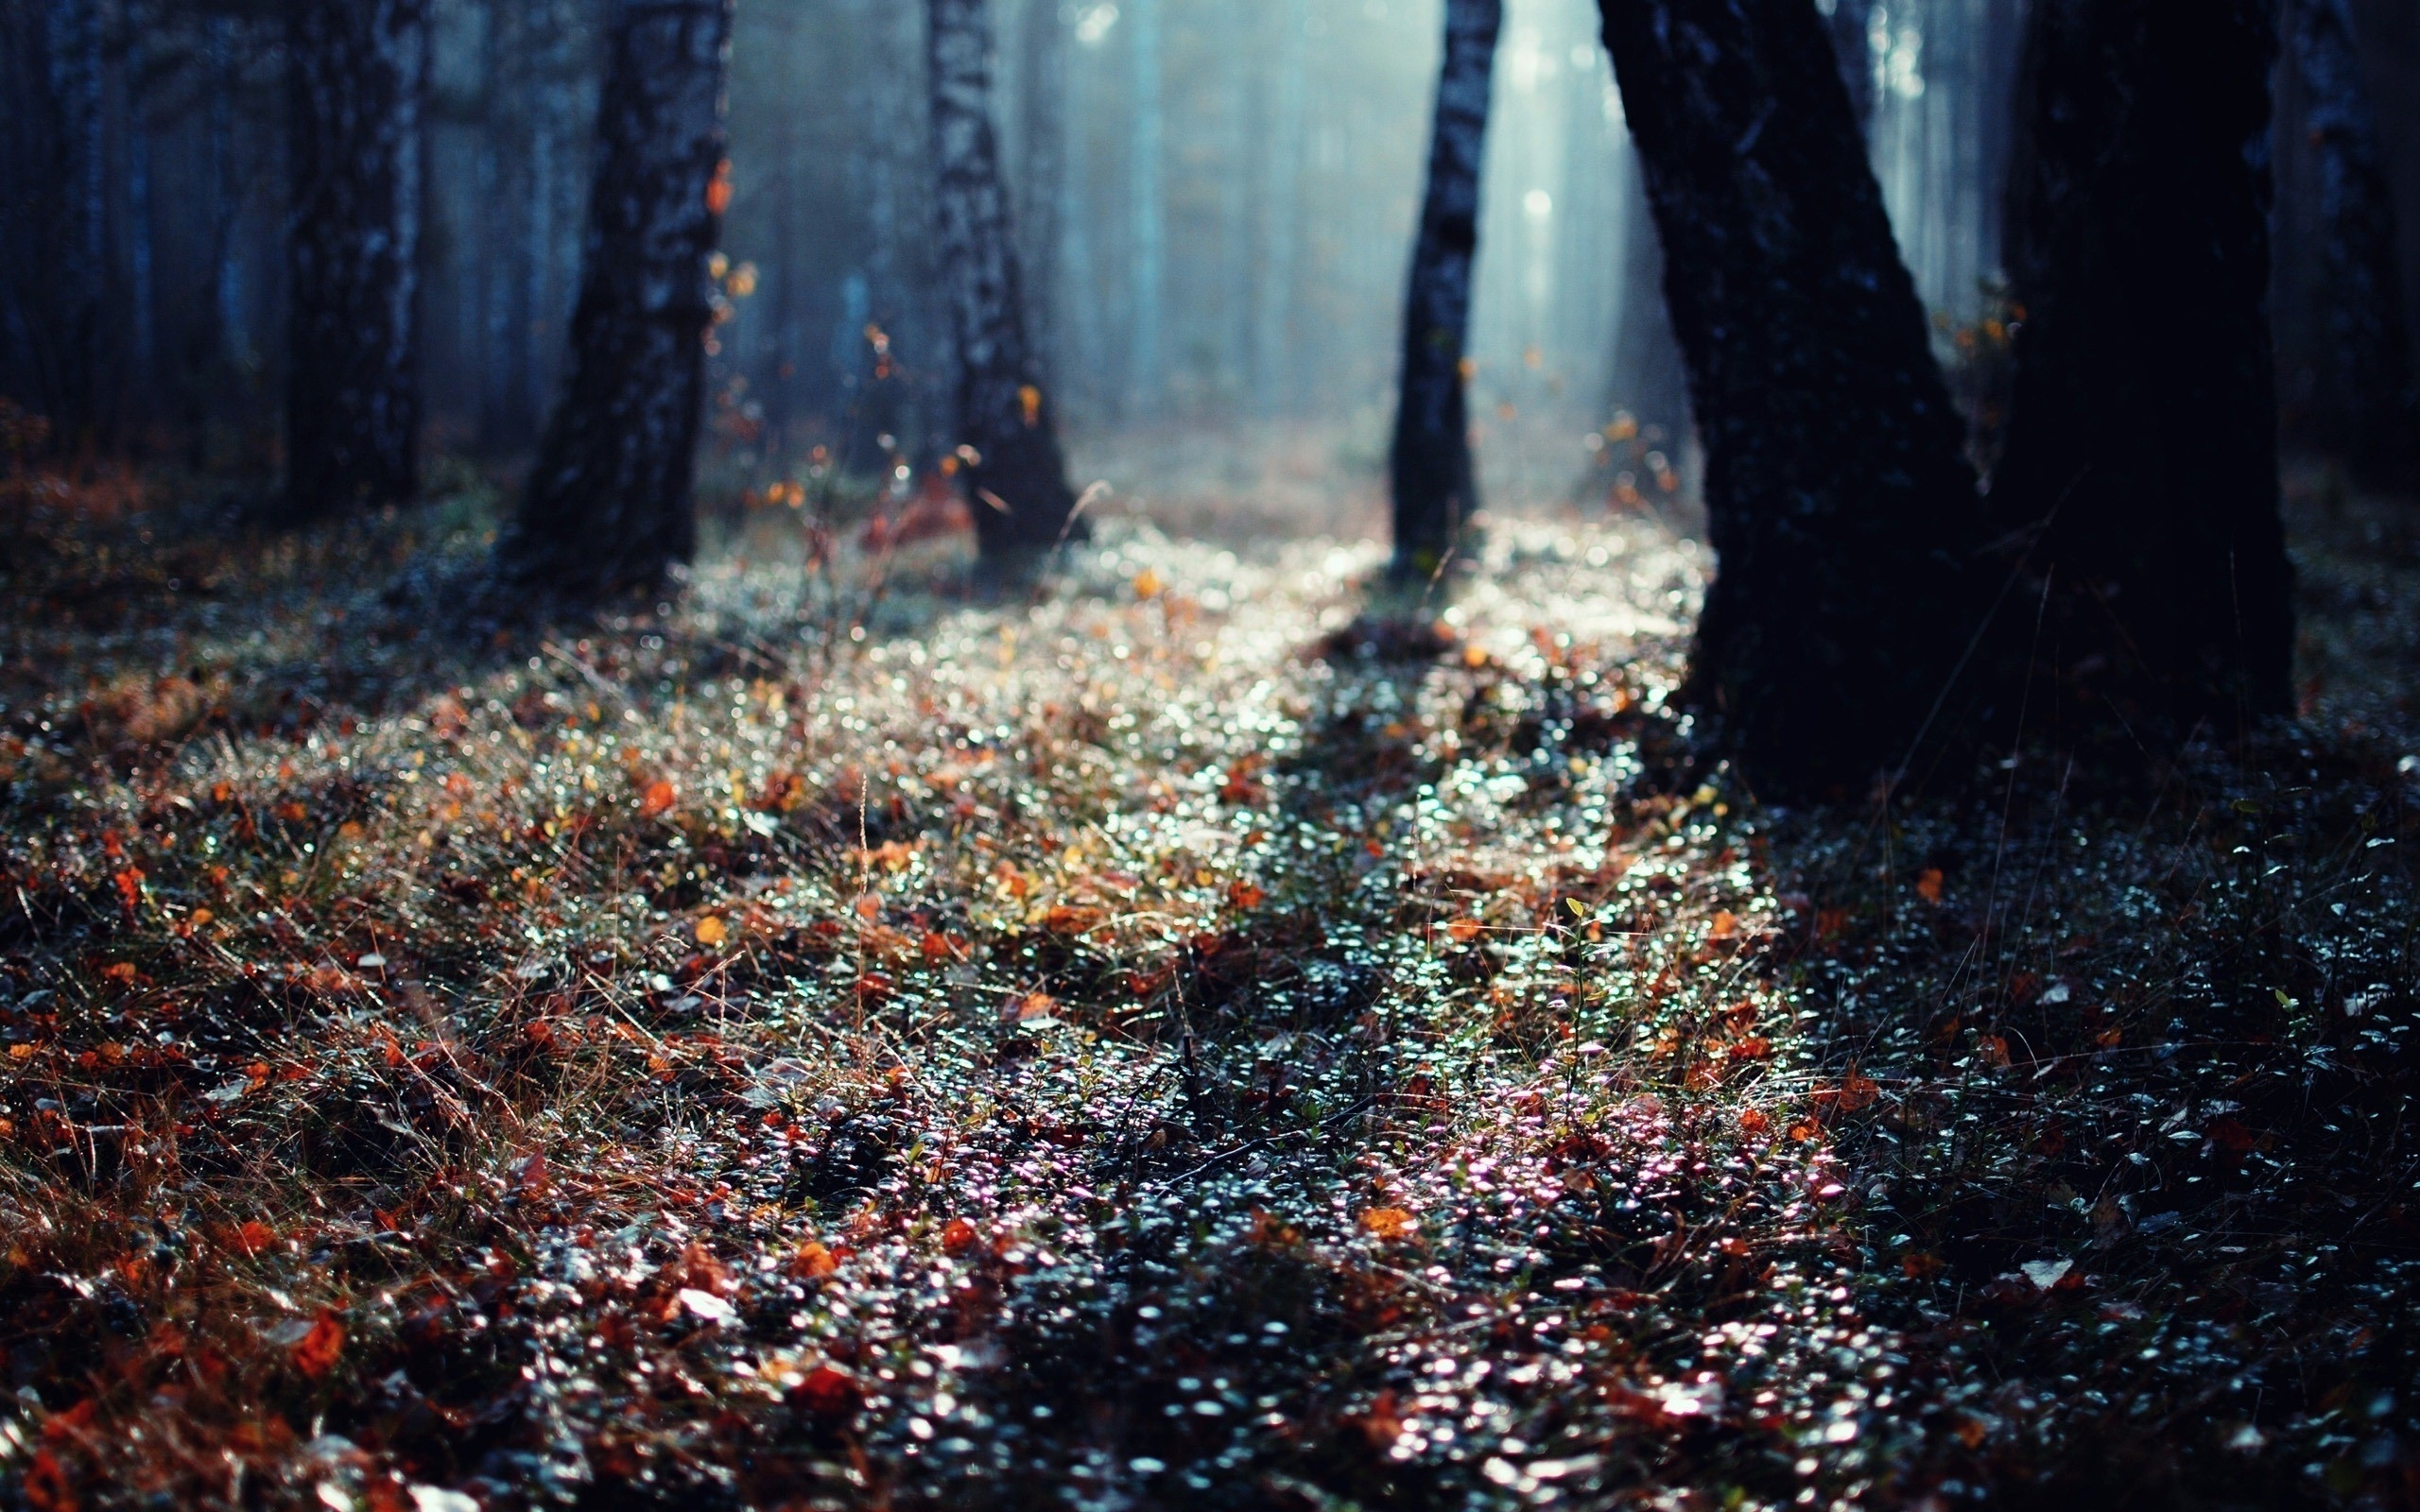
1594 0 1980 792
2276 0 2415 479
285 0 428 517
502 0 733 595
0 0 108 455
1993 0 2295 727
1390 0 1501 579
926 0 1080 568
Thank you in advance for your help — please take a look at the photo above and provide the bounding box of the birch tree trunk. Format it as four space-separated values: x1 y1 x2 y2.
502 0 732 595
285 0 428 516
1595 0 1980 792
1389 0 1501 579
1994 0 2294 726
927 0 1080 565
2285 0 2415 476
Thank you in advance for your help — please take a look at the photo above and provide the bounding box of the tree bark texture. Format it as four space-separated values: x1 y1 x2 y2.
504 0 732 595
1594 0 1981 792
2285 0 2415 475
1995 0 2295 726
285 0 428 516
927 0 1080 563
1390 0 1501 578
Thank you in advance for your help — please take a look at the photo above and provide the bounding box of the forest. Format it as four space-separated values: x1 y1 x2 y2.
1 0 2418 1507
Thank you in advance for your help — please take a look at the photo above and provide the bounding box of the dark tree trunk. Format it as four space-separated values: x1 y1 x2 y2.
285 0 427 516
1594 0 1981 793
2285 0 2416 476
0 0 106 452
1994 0 2295 726
502 0 732 595
1390 0 1501 579
927 0 1080 565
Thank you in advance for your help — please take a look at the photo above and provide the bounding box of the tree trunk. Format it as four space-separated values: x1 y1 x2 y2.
1015 0 1065 389
1126 0 1164 416
1594 0 1981 793
927 0 1080 565
1253 0 1309 417
285 0 427 516
502 0 732 595
1389 0 1501 579
0 0 106 452
2285 0 2415 477
1994 0 2295 726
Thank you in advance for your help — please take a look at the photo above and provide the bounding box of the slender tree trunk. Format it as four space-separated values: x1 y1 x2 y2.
1595 0 1980 792
927 0 1079 564
285 0 427 516
1994 0 2294 726
1389 0 1501 578
2284 0 2415 477
502 0 732 594
1015 0 1065 390
1126 0 1164 415
1253 0 1308 416
0 0 106 450
125 13 153 429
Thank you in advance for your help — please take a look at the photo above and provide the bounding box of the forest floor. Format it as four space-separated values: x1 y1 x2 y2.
0 468 2415 1512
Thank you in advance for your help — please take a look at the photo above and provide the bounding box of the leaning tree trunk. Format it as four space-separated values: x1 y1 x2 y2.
502 0 732 595
2285 0 2415 478
1389 0 1501 579
285 0 427 517
1993 0 2294 727
927 0 1080 566
1594 0 1981 794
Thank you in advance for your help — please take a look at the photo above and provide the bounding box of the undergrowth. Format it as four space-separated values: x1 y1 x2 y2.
0 476 2413 1511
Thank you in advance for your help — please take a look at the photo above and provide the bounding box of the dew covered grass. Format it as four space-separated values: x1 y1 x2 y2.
0 478 2414 1511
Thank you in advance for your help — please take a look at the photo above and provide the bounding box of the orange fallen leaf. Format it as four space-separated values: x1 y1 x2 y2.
695 915 728 947
788 1365 862 1420
640 780 677 818
790 1241 838 1280
230 1220 278 1257
290 1311 345 1379
1916 868 1945 903
1358 1207 1418 1241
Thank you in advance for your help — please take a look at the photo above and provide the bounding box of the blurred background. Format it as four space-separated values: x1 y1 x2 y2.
3 0 2413 539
